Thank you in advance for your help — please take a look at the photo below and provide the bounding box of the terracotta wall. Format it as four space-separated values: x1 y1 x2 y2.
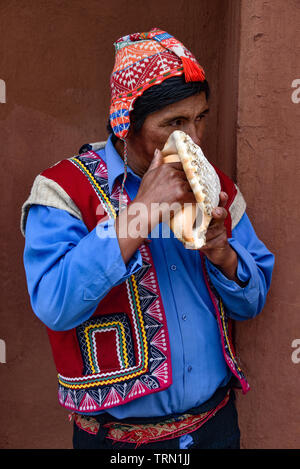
0 0 235 449
235 0 300 449
0 0 298 449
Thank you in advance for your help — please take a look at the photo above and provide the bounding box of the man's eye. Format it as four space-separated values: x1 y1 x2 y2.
170 119 183 127
196 114 205 121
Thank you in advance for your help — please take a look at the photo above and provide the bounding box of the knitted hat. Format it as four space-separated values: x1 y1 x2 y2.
109 28 205 140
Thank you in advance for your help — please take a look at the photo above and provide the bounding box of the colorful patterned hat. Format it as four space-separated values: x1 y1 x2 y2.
109 28 205 140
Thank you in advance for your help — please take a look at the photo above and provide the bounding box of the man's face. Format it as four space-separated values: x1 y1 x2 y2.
126 92 209 177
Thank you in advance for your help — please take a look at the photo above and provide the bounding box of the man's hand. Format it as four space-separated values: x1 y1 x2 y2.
200 191 243 286
134 148 197 231
115 149 243 288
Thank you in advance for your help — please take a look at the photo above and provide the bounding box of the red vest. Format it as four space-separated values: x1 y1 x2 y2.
41 147 249 413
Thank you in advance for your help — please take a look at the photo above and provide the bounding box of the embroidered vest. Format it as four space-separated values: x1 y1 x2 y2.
31 144 250 413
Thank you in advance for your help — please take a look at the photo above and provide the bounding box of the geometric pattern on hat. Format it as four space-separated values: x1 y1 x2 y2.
109 27 205 139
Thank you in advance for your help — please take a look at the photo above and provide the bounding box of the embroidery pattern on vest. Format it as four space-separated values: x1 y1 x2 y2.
77 314 135 374
56 150 172 412
200 252 250 394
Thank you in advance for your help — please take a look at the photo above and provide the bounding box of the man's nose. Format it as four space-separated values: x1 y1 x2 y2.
186 125 202 147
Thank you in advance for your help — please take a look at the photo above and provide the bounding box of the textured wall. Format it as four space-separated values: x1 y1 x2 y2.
0 0 238 449
235 0 300 449
2 0 297 451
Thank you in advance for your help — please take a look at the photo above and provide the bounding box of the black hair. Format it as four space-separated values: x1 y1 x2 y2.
107 75 210 142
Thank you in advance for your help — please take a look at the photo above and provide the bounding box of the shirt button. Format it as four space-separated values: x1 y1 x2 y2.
170 264 177 271
182 314 187 321
187 365 192 372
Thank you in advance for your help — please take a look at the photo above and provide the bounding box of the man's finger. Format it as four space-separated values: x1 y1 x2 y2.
218 191 228 208
147 148 164 172
211 206 228 221
209 192 228 225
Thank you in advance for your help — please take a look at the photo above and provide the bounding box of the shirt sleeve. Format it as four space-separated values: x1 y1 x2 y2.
205 212 275 320
23 205 143 331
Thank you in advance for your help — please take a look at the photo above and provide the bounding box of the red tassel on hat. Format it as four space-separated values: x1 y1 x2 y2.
181 56 205 82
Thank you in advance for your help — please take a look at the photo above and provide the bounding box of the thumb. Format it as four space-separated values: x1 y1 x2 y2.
147 148 164 173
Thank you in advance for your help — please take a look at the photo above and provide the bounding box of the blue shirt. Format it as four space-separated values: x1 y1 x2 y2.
23 136 275 418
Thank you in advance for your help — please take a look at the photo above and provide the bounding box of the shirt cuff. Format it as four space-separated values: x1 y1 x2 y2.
205 237 259 307
83 217 143 300
114 249 143 287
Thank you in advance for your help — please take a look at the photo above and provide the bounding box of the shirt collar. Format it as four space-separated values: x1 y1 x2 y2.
105 135 141 194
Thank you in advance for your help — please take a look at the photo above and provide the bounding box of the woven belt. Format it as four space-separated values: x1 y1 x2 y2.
71 388 231 447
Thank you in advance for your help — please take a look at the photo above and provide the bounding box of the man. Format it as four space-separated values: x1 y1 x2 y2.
21 28 274 449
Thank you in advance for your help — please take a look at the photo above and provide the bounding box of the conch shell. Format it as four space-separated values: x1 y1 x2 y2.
161 130 221 249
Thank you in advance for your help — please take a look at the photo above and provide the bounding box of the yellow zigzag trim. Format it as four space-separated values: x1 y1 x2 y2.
131 275 149 367
57 156 150 389
219 300 241 372
84 321 129 373
58 281 149 389
72 157 116 217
